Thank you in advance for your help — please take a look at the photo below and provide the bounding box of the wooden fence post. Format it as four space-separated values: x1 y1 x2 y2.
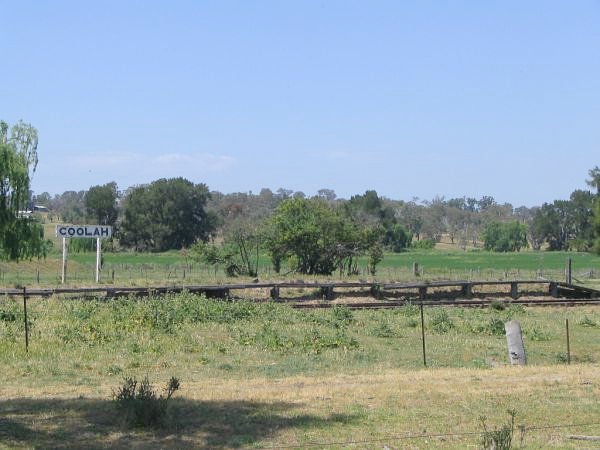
420 302 427 367
566 319 571 365
23 287 29 353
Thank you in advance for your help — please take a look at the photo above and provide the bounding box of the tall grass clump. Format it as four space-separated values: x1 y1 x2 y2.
479 409 518 450
113 376 180 428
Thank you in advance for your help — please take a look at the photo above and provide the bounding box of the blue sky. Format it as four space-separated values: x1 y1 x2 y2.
2 1 599 206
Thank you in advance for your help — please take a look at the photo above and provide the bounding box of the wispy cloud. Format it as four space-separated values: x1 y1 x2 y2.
74 151 142 167
73 151 235 173
153 152 235 171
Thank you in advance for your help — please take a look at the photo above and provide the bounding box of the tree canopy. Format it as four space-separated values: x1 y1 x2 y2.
482 221 528 252
85 182 119 226
266 197 378 275
0 120 49 260
119 178 216 251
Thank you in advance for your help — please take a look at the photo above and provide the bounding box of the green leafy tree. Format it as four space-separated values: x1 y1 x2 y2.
85 182 119 226
53 190 86 223
192 218 261 277
586 166 600 195
482 221 528 252
120 178 215 251
531 193 594 251
382 223 412 252
593 201 600 254
0 120 51 260
266 198 372 275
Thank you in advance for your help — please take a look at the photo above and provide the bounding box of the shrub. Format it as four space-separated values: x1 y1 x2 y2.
490 300 506 311
430 310 454 333
526 327 551 341
479 409 517 450
579 316 597 327
485 317 506 336
302 329 359 354
330 305 354 328
114 376 180 428
411 239 435 250
368 320 397 338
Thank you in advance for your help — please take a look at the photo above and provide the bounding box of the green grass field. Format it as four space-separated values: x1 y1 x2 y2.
2 247 599 288
1 293 599 448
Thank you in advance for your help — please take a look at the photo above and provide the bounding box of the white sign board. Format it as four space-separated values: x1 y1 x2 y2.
55 225 113 283
56 225 112 238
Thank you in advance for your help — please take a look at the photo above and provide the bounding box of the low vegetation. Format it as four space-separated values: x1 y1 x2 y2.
1 293 599 447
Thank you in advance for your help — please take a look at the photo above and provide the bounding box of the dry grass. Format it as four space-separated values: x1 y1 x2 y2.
1 365 599 449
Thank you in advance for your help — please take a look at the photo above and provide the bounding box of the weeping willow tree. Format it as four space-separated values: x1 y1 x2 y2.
0 120 50 260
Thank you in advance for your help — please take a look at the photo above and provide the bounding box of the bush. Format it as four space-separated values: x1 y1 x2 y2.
368 320 397 338
479 409 518 450
485 317 506 336
411 239 435 250
114 376 180 428
430 310 454 333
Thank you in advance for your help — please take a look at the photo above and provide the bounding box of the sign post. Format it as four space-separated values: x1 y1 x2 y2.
96 238 101 283
56 225 112 284
62 237 67 284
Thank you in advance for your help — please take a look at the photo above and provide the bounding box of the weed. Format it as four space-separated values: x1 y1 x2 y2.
479 409 517 450
472 317 505 336
330 305 354 328
368 320 397 338
471 359 491 369
490 300 506 311
400 302 419 317
579 316 597 327
106 365 123 375
555 352 569 364
113 376 180 428
302 329 359 354
526 327 551 342
430 310 454 333
506 304 526 317
405 318 419 328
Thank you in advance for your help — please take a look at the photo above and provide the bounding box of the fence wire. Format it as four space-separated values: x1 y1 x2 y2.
261 421 600 449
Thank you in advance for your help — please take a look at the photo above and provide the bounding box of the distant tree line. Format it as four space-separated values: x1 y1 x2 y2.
24 165 598 274
9 119 599 269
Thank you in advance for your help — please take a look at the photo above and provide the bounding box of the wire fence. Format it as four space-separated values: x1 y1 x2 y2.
262 421 600 449
0 261 598 287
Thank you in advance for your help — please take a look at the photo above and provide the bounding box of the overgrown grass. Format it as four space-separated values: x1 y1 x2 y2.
2 293 599 384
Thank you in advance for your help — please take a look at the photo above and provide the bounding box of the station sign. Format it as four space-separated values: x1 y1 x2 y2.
55 225 112 239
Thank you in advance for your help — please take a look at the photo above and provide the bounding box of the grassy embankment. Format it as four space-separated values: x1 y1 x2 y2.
1 294 599 448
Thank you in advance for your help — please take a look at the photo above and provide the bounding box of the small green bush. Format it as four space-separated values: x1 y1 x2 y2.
330 305 354 328
490 300 506 311
579 316 597 327
526 327 551 341
430 310 454 333
368 321 397 338
302 329 359 354
471 316 506 336
411 239 435 250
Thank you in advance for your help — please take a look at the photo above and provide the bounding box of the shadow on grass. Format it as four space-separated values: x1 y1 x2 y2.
0 397 356 449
